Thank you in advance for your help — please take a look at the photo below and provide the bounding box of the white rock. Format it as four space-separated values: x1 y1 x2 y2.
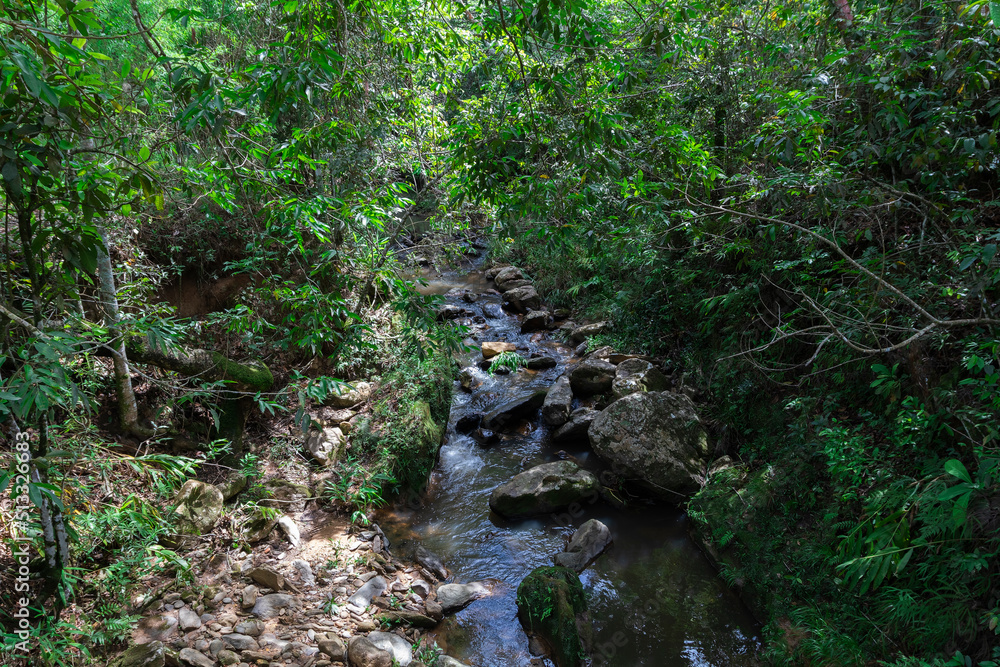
277 516 301 547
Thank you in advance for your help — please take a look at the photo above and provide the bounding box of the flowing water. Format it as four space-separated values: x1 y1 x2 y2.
380 264 761 667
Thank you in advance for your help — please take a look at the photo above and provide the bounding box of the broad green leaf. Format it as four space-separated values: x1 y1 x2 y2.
991 2 1000 27
944 459 973 484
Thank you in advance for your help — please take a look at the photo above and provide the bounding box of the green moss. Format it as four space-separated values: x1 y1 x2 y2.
209 352 273 389
350 348 453 493
516 566 589 667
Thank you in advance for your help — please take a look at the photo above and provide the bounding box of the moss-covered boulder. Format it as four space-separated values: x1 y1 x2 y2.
516 566 590 667
412 400 444 451
261 478 311 512
241 508 277 543
589 391 710 498
304 424 346 466
489 461 599 518
172 480 224 535
112 642 168 667
326 380 372 408
568 358 616 396
610 358 669 400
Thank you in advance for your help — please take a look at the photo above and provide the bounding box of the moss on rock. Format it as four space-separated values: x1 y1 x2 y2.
516 566 590 667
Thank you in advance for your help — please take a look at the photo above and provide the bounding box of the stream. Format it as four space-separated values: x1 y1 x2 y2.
379 264 761 667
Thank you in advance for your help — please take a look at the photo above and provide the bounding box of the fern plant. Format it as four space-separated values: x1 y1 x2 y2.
489 350 526 374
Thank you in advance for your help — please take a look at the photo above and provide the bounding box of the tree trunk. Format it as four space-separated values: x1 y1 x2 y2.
126 341 274 390
96 224 151 437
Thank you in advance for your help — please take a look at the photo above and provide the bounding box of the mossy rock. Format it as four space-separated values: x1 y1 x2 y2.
242 508 278 543
261 478 311 511
489 461 599 519
111 641 169 667
412 400 445 451
172 480 224 535
516 566 590 667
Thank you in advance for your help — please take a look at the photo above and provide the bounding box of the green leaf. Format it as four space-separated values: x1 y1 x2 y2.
983 243 997 265
991 2 1000 27
944 459 973 484
938 485 972 501
139 146 151 162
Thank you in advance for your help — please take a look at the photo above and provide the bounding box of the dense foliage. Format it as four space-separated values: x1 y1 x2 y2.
0 0 997 665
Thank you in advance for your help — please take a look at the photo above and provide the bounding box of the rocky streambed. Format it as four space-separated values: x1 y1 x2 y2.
378 263 762 666
116 260 761 667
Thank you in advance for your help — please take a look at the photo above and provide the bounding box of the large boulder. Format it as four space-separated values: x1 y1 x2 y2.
498 278 533 293
521 310 551 333
611 358 669 400
177 648 214 667
482 303 504 319
304 425 346 466
366 632 413 666
526 355 557 370
516 566 590 667
482 390 547 430
489 461 599 518
481 341 516 359
347 636 393 667
542 376 573 427
261 479 311 512
411 400 445 452
348 575 387 609
217 474 248 501
568 359 616 396
178 607 202 631
241 508 276 544
502 285 541 313
552 408 600 443
327 381 372 408
493 266 525 288
455 412 482 434
485 265 508 280
436 304 465 321
173 480 224 536
318 634 347 660
436 581 489 612
112 642 166 667
588 391 710 498
553 519 613 572
569 322 608 344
